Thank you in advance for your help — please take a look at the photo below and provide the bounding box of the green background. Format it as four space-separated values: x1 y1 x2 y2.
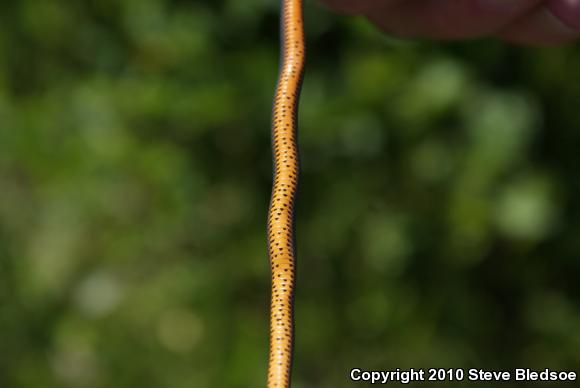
1 0 579 387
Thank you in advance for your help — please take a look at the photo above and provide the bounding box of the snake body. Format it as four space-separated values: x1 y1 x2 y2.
267 0 305 387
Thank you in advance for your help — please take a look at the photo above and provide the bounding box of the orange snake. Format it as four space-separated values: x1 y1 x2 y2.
267 0 305 387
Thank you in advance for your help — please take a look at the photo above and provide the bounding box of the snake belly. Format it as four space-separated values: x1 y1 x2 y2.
267 0 305 387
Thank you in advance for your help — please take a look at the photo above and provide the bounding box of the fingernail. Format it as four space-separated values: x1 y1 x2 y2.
478 0 533 12
320 0 380 14
500 8 577 44
536 8 577 39
547 0 580 30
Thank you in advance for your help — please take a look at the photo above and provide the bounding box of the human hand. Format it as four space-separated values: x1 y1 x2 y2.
319 0 580 44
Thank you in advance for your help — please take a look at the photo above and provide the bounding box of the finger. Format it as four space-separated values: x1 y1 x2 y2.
317 0 400 14
546 0 580 30
364 0 542 39
499 6 580 44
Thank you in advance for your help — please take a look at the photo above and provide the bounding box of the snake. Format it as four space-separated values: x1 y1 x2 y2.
266 0 305 387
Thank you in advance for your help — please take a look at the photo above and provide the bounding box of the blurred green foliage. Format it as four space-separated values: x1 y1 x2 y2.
0 0 580 387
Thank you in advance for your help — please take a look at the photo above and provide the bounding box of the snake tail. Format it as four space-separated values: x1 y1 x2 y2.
267 0 305 387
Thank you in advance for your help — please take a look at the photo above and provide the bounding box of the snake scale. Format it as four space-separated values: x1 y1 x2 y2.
266 0 305 387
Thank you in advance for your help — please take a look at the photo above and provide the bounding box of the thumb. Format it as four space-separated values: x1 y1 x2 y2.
317 0 401 14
